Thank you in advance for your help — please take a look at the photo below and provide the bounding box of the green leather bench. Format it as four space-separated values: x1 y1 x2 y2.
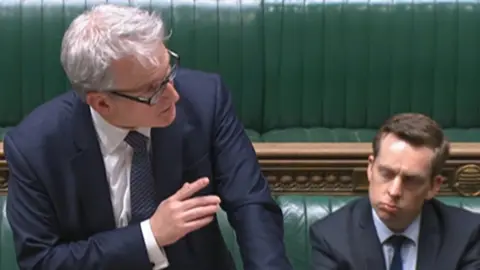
1 1 480 142
1 195 480 270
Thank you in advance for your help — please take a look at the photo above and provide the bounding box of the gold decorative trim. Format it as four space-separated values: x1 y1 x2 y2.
0 167 7 195
0 142 6 195
1 142 480 196
256 143 480 196
454 164 480 197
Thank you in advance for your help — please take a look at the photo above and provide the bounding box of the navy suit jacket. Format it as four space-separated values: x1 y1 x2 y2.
4 68 292 270
310 197 480 270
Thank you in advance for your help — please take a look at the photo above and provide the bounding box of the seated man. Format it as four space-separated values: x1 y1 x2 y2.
4 4 292 270
310 113 480 270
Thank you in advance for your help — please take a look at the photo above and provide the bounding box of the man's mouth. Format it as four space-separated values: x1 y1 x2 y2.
381 203 398 213
160 105 172 113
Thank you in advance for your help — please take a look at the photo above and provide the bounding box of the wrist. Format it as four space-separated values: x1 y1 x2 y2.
149 218 164 247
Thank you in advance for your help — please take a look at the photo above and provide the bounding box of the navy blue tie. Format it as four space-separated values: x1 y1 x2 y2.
124 131 157 224
389 235 407 270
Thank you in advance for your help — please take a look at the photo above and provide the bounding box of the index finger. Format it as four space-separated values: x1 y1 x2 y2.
172 177 209 201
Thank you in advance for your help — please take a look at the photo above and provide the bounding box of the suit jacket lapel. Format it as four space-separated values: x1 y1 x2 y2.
70 97 116 233
354 198 387 270
151 105 196 269
416 200 441 270
150 106 184 201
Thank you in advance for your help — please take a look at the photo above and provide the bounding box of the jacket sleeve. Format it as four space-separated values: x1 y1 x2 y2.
458 223 480 270
310 222 344 270
211 75 293 270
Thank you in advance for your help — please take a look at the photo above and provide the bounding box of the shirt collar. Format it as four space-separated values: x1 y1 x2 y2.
372 207 421 246
90 107 151 155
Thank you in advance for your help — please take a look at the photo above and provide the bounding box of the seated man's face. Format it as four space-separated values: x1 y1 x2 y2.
367 133 442 232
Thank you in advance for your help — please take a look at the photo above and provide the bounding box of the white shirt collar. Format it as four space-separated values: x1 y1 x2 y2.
90 107 151 155
372 207 421 246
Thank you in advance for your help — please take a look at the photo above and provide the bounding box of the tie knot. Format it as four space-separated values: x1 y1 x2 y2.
387 235 408 249
124 131 148 151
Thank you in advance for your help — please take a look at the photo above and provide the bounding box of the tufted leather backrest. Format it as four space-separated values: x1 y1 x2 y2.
0 196 17 269
218 195 480 270
2 195 480 270
1 1 480 138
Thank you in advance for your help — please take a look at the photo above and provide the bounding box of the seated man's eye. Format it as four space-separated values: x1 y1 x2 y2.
379 168 395 179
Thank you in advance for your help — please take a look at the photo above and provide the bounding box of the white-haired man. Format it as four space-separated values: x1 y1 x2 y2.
4 4 293 270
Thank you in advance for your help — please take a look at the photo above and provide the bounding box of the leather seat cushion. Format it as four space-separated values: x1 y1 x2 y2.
218 195 480 269
2 195 480 270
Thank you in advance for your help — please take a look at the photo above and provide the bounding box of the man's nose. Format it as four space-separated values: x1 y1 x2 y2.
388 176 403 198
162 82 179 103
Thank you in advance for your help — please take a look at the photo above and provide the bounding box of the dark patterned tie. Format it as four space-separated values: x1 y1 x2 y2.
389 235 407 270
124 131 157 224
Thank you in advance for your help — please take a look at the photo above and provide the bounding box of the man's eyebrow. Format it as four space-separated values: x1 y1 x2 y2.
137 56 171 91
157 53 172 80
378 164 395 172
378 164 425 179
402 172 425 180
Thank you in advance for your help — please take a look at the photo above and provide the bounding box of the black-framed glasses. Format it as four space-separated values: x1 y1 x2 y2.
110 50 180 105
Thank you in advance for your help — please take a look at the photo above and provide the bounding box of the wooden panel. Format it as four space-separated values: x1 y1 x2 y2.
1 142 480 196
255 143 480 196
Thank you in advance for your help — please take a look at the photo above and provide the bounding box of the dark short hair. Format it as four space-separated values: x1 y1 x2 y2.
372 113 450 178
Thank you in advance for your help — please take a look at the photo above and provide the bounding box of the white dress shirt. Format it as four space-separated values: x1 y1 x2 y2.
90 107 169 270
372 208 420 270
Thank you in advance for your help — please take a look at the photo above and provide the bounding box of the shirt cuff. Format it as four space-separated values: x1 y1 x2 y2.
140 220 169 270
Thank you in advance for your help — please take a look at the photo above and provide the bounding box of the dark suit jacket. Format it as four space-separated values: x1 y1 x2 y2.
4 68 292 270
309 197 480 270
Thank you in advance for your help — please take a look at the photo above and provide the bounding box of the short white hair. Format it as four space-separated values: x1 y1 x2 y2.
60 4 168 95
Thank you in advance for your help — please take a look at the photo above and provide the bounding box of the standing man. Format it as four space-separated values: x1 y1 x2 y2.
4 4 292 270
310 113 480 270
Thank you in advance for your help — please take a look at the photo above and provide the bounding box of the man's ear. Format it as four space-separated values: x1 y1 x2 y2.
86 92 112 115
367 155 374 183
426 175 443 200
